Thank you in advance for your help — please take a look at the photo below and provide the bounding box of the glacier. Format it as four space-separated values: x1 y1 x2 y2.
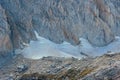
15 32 120 59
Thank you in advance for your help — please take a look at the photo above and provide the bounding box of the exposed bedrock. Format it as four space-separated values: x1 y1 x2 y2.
0 0 119 59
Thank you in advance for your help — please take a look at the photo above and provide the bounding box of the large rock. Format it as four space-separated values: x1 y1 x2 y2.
0 5 12 53
0 5 13 66
0 0 119 54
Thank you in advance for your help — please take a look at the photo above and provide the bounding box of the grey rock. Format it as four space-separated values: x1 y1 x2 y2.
8 73 14 80
0 5 12 53
0 5 13 66
83 66 120 80
17 64 28 73
50 64 56 68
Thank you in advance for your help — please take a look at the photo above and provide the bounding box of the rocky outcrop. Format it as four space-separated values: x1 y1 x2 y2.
1 53 119 80
0 0 119 57
0 5 13 66
0 5 12 54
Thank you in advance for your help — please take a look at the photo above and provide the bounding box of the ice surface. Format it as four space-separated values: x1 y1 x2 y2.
16 31 82 59
15 31 120 59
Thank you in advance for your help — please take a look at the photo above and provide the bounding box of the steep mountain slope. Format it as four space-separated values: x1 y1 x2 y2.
0 0 119 64
0 5 12 53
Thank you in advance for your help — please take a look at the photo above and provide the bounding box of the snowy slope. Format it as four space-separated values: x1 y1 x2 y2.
15 31 120 59
79 36 120 57
15 32 83 59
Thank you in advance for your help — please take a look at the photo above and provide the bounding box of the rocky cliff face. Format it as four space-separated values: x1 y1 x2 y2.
0 0 119 57
0 5 12 53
